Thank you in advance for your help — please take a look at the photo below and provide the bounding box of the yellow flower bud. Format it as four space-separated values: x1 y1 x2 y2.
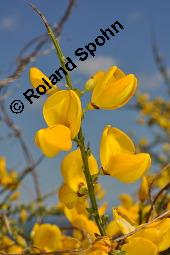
29 67 58 94
87 66 137 110
100 126 151 183
84 71 104 91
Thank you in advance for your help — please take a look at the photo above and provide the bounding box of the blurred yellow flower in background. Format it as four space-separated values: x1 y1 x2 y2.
138 176 149 202
0 157 17 188
31 223 62 251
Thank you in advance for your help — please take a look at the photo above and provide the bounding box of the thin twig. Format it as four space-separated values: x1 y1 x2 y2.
152 39 170 95
146 182 170 222
0 0 75 89
0 101 42 200
0 155 44 207
113 210 170 242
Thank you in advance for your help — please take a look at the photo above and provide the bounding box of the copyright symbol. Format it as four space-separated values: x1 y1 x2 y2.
10 100 24 114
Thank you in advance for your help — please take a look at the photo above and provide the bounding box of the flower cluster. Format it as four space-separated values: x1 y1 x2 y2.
10 64 167 255
137 93 170 133
1 10 170 255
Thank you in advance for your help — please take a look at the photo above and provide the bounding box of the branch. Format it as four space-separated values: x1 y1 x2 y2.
152 39 170 95
0 155 44 207
113 210 170 242
0 101 42 200
146 182 170 222
0 0 75 89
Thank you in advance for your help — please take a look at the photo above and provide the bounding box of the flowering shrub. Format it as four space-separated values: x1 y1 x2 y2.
0 5 170 255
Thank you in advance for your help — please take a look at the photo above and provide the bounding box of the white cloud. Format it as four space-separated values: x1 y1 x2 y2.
139 72 162 89
76 56 117 76
0 16 18 31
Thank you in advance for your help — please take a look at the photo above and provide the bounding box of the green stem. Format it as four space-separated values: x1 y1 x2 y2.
31 3 72 89
32 4 105 236
77 127 106 236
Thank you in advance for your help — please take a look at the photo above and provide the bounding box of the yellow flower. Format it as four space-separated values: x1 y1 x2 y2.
122 237 158 255
154 164 170 188
29 67 58 94
100 126 151 183
35 90 82 157
0 157 17 187
0 236 26 254
87 66 137 110
117 194 139 223
61 149 98 193
19 209 28 224
0 157 7 178
31 223 62 251
138 176 149 202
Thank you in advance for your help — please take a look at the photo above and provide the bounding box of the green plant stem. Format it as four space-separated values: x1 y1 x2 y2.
77 127 106 236
31 4 105 236
31 3 72 89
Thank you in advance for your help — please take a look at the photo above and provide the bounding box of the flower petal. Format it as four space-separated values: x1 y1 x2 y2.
122 237 158 255
100 126 135 171
31 224 62 251
90 66 136 110
98 74 137 109
29 67 58 94
107 153 151 183
35 124 72 157
43 90 82 138
58 183 82 209
61 149 98 193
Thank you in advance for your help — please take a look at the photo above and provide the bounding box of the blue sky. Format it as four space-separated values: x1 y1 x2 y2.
0 0 170 207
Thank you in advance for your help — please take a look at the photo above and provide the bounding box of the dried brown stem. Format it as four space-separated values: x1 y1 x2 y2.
146 182 170 222
113 210 170 242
